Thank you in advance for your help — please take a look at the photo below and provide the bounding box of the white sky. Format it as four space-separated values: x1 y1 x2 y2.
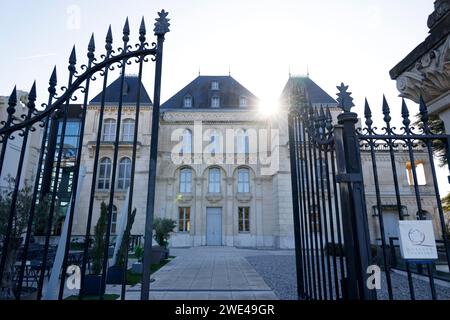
0 0 448 192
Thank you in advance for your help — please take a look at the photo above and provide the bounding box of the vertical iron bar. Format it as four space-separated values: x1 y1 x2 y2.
141 26 166 301
288 110 305 299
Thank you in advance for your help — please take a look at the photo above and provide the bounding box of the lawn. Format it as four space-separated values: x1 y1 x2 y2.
126 258 172 285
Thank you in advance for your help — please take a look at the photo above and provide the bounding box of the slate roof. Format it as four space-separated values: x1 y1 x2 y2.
161 75 259 109
280 76 338 106
90 75 152 105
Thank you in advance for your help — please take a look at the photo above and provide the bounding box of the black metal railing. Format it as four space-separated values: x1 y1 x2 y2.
0 11 170 300
288 82 450 300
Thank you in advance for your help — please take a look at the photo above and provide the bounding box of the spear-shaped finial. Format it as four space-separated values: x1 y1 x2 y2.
49 67 57 96
69 45 77 72
364 98 373 130
88 33 95 60
154 9 170 36
139 17 147 43
401 98 411 131
7 86 17 115
123 17 130 43
382 95 391 125
106 25 113 52
27 81 37 110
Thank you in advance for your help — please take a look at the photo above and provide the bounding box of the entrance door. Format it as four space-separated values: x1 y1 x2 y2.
206 207 222 246
383 212 399 242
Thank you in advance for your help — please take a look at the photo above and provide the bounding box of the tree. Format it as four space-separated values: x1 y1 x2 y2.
115 208 136 268
153 218 176 248
415 113 447 166
91 202 108 275
0 177 32 299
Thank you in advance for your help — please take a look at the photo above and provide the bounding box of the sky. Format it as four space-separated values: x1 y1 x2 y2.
0 1 447 191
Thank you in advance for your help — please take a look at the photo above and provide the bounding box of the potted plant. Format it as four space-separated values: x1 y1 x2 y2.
81 202 108 296
153 218 176 260
0 177 35 300
107 208 136 284
131 245 144 274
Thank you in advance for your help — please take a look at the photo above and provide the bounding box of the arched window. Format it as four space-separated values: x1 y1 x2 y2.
210 129 220 155
236 129 249 154
208 168 221 193
180 168 192 193
237 168 250 193
211 96 220 108
98 157 112 189
181 129 192 155
184 96 193 108
103 119 116 142
118 157 132 190
111 205 118 234
121 119 135 142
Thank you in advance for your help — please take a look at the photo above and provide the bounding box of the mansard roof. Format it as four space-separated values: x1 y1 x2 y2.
161 75 259 109
90 75 152 105
280 76 338 107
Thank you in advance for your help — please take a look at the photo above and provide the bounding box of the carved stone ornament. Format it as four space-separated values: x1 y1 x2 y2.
396 35 450 103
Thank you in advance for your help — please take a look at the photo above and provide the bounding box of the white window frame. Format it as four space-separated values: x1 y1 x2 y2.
210 129 220 154
181 129 192 155
239 96 247 108
98 157 112 190
118 157 132 190
237 168 250 193
180 168 192 193
211 81 219 90
184 95 193 108
238 207 250 233
237 129 249 154
103 119 116 142
121 119 135 142
178 207 191 232
211 96 220 108
208 168 221 193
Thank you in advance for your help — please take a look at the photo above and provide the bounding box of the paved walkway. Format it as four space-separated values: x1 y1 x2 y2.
123 247 286 300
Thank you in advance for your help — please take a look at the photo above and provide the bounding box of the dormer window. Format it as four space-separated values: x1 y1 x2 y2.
211 81 219 90
211 96 220 108
239 96 247 108
184 95 193 108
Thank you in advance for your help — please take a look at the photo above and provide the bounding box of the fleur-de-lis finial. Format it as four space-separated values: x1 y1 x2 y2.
154 9 170 36
336 82 354 112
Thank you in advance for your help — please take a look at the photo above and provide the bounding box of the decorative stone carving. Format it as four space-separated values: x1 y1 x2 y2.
396 35 450 103
177 193 193 202
427 0 450 30
205 193 223 203
236 192 252 203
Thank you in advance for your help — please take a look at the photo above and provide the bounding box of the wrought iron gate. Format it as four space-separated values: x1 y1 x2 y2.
288 82 450 300
0 11 169 300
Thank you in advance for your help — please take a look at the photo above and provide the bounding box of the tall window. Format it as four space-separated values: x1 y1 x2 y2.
237 168 250 193
211 81 219 90
210 129 220 155
98 157 112 189
121 119 135 142
184 96 193 108
180 168 192 193
238 207 250 232
118 157 132 189
178 207 191 232
208 168 221 193
237 129 249 154
111 205 118 234
103 119 116 141
406 161 427 186
181 129 192 155
239 96 247 108
211 96 220 108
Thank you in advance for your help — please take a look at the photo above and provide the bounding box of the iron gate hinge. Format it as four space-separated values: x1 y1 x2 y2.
336 173 363 183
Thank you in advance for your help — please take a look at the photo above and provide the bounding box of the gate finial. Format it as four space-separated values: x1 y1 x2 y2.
382 95 391 125
364 98 373 130
139 17 147 44
336 82 354 112
7 86 17 115
419 95 430 133
154 10 170 36
106 25 113 52
401 98 411 131
123 17 130 43
49 67 57 96
27 81 37 110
